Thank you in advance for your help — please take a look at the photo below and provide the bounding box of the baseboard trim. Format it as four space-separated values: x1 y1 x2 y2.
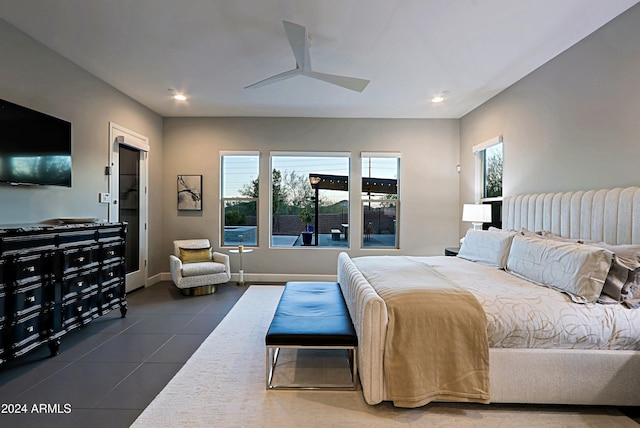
153 272 336 285
238 273 337 283
147 272 171 286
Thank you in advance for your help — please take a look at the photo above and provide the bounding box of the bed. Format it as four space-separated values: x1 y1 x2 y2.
337 186 640 408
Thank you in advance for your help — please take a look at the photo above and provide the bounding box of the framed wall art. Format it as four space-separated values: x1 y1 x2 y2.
177 175 202 211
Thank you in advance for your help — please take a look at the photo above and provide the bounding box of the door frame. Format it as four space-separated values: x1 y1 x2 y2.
108 122 150 291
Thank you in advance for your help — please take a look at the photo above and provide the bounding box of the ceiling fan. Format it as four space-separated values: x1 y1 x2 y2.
245 21 370 93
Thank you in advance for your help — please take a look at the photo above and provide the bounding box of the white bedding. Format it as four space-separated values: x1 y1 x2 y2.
404 256 640 350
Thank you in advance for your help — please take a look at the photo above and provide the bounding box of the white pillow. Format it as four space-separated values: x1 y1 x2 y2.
506 235 613 303
457 229 517 268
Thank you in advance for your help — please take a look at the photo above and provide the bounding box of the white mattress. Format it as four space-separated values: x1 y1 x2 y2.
406 256 640 350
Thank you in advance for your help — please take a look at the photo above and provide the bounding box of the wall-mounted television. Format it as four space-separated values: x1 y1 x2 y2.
0 98 72 187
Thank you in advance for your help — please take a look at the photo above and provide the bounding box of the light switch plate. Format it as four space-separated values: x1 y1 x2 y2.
99 192 111 203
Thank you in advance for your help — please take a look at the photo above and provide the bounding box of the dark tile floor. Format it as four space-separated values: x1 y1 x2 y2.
0 281 247 428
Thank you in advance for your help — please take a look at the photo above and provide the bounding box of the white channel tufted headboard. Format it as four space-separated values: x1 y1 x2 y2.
503 187 640 245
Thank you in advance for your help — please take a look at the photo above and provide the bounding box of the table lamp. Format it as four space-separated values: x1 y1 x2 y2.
462 204 492 230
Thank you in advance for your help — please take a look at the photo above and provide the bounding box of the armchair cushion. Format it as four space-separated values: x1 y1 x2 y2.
181 261 227 277
179 247 212 263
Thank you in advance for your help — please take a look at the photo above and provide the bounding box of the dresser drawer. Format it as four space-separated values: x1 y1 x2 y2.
97 225 126 242
62 291 99 330
0 321 5 362
99 279 124 312
61 269 99 300
13 253 48 282
99 262 124 284
60 246 99 273
100 242 124 263
10 310 50 357
0 286 6 324
11 281 48 317
1 232 56 255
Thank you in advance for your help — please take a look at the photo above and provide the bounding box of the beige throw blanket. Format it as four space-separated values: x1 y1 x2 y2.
353 256 490 407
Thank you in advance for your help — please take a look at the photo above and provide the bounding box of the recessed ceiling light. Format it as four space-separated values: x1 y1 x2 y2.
168 88 188 101
431 91 449 104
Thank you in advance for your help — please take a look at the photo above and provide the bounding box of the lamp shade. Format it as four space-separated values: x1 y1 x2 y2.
462 204 492 223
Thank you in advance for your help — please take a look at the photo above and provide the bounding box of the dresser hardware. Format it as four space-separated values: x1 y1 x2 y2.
25 325 34 333
24 265 35 273
26 295 36 303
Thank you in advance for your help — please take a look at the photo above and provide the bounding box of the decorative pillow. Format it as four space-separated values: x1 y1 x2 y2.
179 247 212 264
506 235 613 303
457 229 517 268
534 234 640 308
624 269 640 308
581 242 640 308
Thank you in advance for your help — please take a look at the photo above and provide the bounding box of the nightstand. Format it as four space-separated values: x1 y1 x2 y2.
444 247 460 256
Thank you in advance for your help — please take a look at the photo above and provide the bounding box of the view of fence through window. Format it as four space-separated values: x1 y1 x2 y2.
221 153 259 246
362 155 399 248
270 154 350 247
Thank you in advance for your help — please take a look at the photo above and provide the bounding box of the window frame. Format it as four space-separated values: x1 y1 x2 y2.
269 151 351 249
220 151 260 248
360 152 401 249
472 136 503 229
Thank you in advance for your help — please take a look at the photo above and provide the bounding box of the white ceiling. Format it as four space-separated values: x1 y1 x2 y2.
0 0 637 118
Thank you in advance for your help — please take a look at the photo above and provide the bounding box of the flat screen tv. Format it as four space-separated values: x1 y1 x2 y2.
0 98 72 187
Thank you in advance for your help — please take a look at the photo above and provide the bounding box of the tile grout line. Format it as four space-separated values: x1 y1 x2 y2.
10 316 146 402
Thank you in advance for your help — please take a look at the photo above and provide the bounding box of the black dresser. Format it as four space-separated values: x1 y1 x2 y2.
0 222 127 364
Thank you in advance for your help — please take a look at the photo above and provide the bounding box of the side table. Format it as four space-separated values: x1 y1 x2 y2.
444 247 460 256
229 248 253 286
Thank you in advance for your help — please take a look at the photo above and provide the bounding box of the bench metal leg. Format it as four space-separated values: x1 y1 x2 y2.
266 345 358 390
266 346 281 389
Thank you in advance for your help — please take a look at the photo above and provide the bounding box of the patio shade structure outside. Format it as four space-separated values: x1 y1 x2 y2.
308 173 398 244
307 173 397 194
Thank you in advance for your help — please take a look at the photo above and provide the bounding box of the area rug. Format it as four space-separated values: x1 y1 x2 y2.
132 286 636 427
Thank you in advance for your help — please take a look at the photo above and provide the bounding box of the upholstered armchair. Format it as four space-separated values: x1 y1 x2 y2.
169 239 231 296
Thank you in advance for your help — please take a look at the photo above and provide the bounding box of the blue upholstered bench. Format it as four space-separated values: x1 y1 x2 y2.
265 281 358 390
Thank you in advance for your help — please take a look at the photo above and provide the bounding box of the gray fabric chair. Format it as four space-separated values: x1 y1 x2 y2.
169 239 231 296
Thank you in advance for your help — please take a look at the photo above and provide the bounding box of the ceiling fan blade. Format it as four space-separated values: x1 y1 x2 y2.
304 71 370 92
244 68 302 89
283 20 311 71
246 21 370 92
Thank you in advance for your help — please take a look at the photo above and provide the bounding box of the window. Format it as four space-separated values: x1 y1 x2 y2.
473 136 503 229
220 152 259 246
270 153 350 248
361 153 400 248
482 142 503 199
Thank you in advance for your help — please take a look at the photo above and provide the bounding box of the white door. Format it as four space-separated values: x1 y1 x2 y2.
109 123 149 292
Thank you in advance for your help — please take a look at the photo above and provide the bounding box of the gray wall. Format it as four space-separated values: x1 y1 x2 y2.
459 4 640 236
0 19 166 277
163 117 460 279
